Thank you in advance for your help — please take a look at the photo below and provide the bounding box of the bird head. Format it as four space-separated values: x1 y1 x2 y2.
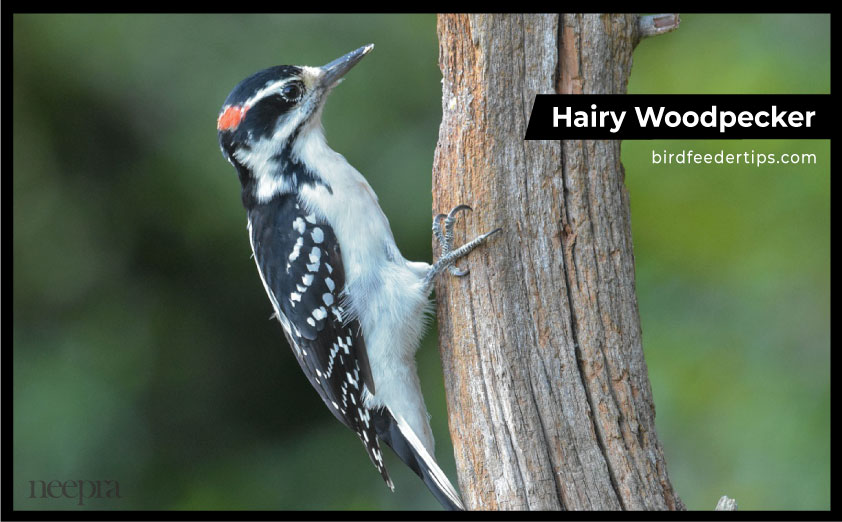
217 44 374 199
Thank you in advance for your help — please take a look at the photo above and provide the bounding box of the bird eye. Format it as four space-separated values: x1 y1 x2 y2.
281 82 303 101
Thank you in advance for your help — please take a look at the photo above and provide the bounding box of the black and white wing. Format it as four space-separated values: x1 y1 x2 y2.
247 193 391 488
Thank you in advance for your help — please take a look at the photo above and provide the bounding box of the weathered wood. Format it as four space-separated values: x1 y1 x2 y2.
638 14 681 39
716 496 738 511
432 13 685 511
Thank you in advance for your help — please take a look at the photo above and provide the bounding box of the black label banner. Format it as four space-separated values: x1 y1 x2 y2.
524 94 831 140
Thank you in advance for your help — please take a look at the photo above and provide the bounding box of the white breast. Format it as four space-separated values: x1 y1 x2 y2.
293 126 436 452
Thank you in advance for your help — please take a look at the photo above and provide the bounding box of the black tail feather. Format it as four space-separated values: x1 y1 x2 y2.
371 408 465 511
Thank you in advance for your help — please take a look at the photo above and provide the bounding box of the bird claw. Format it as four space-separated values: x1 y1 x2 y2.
449 266 470 277
427 204 500 286
433 205 473 255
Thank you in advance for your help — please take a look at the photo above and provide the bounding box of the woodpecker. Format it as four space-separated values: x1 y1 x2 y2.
217 44 499 510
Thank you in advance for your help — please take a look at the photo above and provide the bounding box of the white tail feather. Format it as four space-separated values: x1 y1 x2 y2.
390 410 465 510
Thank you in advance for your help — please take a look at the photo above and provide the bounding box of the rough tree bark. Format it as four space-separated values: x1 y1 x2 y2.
432 13 685 510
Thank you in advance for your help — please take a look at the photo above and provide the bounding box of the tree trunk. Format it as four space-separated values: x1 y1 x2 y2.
432 13 684 511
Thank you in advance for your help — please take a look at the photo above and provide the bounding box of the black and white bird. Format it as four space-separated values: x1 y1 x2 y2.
217 44 499 510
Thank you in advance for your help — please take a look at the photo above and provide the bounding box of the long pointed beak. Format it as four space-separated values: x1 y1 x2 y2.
320 44 374 88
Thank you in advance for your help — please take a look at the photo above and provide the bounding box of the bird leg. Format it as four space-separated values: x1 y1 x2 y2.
424 205 501 290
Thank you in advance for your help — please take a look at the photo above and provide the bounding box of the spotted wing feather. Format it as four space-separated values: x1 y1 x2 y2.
247 194 390 487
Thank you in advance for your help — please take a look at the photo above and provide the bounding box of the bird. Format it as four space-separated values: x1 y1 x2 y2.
216 44 500 510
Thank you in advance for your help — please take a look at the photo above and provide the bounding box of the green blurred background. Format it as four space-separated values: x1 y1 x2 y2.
12 14 829 510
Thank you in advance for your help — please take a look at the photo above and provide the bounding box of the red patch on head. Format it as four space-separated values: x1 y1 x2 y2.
217 105 248 131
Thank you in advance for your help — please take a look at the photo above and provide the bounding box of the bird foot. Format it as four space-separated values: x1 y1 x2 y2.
425 204 501 289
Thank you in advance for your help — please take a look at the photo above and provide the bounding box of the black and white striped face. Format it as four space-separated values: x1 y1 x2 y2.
217 65 322 158
216 45 374 175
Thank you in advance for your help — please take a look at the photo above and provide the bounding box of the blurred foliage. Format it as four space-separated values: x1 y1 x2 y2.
626 13 829 510
12 14 828 511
